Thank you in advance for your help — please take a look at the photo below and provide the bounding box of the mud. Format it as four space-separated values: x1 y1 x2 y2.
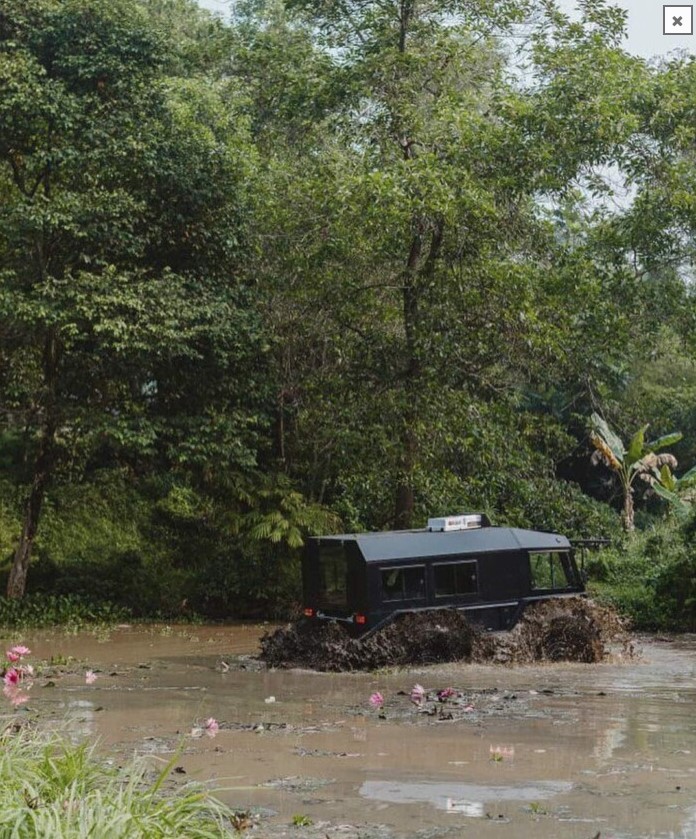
484 597 626 665
3 624 696 839
260 598 624 671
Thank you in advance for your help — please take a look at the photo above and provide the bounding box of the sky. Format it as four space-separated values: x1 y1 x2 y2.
612 0 694 57
196 0 695 59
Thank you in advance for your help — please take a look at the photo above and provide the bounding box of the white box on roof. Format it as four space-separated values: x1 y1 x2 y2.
427 514 482 532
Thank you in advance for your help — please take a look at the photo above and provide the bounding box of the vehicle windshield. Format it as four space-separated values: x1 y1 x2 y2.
529 551 577 590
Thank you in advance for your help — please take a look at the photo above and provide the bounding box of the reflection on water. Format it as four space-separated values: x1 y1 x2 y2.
681 805 696 836
360 779 573 812
445 799 484 816
592 716 627 762
62 699 97 741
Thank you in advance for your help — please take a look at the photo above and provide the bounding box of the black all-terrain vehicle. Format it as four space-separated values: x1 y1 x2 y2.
301 514 585 637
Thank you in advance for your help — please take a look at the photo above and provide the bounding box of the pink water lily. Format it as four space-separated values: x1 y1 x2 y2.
85 670 97 685
3 667 20 687
437 687 457 701
410 684 426 705
3 685 29 706
369 691 384 709
3 648 35 708
204 717 219 737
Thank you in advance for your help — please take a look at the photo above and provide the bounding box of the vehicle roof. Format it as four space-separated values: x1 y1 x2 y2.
314 527 570 562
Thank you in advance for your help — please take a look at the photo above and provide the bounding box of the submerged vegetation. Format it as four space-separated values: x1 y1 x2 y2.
0 0 695 629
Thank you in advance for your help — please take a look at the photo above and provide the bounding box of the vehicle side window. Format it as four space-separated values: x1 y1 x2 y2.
317 543 348 608
529 551 572 590
381 566 425 601
433 561 478 597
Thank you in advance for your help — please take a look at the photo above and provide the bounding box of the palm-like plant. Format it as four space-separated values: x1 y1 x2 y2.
588 413 682 531
639 462 696 519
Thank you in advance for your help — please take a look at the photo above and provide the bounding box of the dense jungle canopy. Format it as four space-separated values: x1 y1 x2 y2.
1 0 695 623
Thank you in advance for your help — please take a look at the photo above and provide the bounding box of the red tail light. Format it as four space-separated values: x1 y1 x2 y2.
303 607 315 617
354 613 367 625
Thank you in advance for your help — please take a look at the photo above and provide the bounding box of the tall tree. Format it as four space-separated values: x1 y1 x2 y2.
0 0 262 596
245 0 648 528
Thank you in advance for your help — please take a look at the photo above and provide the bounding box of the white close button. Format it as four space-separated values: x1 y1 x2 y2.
663 5 694 34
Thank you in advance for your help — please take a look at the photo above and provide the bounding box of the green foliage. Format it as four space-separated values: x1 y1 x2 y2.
0 469 336 619
321 392 618 539
0 594 129 630
641 461 696 519
0 0 266 596
292 814 313 827
0 478 19 565
0 0 696 624
0 728 234 837
36 473 149 567
588 516 696 631
3 472 180 616
149 472 340 616
225 472 342 549
588 412 682 530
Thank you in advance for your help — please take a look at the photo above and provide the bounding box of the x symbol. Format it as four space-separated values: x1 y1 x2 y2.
673 14 683 24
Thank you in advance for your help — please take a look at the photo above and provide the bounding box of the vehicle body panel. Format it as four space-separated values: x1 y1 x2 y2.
302 522 583 636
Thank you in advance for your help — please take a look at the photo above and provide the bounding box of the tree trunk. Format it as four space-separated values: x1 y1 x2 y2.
621 486 635 532
398 0 413 53
393 219 443 529
394 229 422 530
7 330 58 599
394 426 417 529
6 455 51 598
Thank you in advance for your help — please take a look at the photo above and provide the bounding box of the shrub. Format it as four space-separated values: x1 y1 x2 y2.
587 515 696 630
0 727 233 838
0 594 130 630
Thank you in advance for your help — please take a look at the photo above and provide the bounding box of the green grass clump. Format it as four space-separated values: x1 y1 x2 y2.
0 727 234 838
0 594 130 631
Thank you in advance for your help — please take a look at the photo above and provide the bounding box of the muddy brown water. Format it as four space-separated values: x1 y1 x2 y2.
3 624 696 839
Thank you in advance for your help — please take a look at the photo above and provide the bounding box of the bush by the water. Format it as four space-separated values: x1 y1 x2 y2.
0 594 130 630
0 472 304 620
588 515 696 631
0 726 233 838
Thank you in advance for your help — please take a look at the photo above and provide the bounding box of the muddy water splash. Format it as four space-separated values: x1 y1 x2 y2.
260 599 621 671
4 624 696 838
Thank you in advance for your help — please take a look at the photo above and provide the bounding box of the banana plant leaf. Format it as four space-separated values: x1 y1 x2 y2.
590 412 625 462
660 464 677 492
677 465 696 488
627 424 649 466
647 431 683 452
653 482 691 518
